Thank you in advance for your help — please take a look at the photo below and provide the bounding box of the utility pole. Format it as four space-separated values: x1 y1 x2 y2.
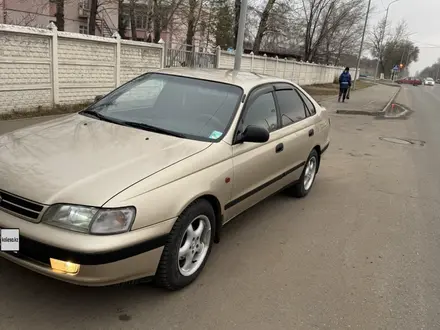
374 0 399 83
234 0 248 71
353 0 371 90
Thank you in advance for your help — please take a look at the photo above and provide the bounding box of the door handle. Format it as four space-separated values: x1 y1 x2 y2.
275 143 284 153
308 129 314 137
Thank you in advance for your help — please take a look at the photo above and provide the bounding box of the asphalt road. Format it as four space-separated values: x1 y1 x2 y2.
1 87 440 329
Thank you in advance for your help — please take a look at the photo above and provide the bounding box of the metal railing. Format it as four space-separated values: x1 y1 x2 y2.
166 42 217 69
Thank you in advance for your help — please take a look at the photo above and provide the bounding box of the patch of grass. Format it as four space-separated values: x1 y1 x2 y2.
0 103 92 121
303 80 374 98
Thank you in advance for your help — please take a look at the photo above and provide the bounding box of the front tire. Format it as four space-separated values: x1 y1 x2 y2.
155 199 215 291
289 149 319 198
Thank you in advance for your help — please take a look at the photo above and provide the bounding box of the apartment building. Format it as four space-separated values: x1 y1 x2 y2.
1 0 118 37
1 0 212 50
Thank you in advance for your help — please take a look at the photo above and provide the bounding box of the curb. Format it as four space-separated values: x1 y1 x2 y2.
335 84 401 116
336 109 381 116
378 85 402 113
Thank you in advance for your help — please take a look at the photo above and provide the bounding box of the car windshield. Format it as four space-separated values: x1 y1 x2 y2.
426 78 434 81
82 73 243 141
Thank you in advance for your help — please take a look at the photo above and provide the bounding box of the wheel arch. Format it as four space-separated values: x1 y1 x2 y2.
179 194 224 244
313 145 322 173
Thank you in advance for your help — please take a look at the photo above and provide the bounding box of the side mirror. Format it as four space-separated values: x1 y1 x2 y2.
239 125 270 143
94 95 104 102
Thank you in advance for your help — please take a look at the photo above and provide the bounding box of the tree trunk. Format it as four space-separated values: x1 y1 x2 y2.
55 0 65 31
130 1 137 40
185 0 197 66
89 0 98 35
153 0 161 43
118 0 126 38
252 0 275 55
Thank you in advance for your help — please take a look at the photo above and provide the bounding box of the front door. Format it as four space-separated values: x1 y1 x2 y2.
224 84 292 222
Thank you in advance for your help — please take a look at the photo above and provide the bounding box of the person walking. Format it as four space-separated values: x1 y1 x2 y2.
338 67 352 102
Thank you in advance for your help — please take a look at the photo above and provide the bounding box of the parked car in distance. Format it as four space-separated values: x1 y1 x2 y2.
0 68 331 290
396 77 422 85
423 77 435 86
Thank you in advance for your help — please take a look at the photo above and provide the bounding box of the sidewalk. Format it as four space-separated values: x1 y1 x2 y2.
317 84 400 115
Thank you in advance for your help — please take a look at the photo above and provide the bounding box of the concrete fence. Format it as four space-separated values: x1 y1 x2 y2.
218 51 343 86
0 23 163 114
0 23 345 114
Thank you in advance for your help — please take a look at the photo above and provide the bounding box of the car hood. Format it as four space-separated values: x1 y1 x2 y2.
0 114 210 206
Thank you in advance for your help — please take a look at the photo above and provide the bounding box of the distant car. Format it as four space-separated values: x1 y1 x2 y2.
397 77 422 86
0 68 331 290
423 77 435 86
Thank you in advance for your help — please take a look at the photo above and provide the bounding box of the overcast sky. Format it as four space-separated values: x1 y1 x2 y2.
369 0 439 75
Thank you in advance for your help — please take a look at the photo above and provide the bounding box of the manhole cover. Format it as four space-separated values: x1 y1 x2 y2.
379 137 413 145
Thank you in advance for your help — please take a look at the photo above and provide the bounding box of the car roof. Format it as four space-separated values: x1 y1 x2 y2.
153 67 293 91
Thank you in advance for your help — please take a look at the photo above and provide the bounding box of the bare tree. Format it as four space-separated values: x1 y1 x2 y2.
89 0 98 35
298 0 365 62
54 0 65 31
153 0 184 43
117 0 128 38
320 0 365 64
185 0 205 46
370 16 387 60
129 0 138 40
370 18 412 77
252 0 276 54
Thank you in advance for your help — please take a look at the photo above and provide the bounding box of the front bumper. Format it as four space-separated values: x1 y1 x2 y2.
0 210 175 286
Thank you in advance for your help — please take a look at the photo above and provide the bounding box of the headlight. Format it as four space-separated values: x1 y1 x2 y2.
42 204 136 235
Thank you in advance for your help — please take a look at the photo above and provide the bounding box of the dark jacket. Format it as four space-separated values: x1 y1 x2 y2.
339 71 352 88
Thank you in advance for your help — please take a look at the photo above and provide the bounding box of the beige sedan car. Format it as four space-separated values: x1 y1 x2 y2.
0 68 330 290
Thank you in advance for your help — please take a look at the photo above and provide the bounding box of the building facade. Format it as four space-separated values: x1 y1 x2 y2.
1 0 118 37
2 0 211 47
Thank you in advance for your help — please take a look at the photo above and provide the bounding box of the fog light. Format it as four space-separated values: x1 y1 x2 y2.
50 258 80 275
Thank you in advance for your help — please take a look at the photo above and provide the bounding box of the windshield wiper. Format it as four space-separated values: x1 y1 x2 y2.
81 111 186 138
81 109 110 121
120 121 187 138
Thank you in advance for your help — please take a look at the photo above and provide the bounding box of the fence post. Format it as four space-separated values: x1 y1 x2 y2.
158 38 165 69
263 54 267 74
291 61 295 81
215 46 221 68
275 56 278 76
112 32 121 87
283 58 287 78
47 22 59 106
250 51 254 72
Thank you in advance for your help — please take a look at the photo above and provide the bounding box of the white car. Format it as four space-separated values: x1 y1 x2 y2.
424 78 435 86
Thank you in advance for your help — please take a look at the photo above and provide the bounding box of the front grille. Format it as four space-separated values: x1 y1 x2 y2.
0 190 44 222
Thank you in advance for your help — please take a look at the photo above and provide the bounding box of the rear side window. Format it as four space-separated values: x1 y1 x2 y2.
275 89 306 127
296 89 316 116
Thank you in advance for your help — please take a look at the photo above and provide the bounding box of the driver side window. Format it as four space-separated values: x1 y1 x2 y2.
242 92 278 132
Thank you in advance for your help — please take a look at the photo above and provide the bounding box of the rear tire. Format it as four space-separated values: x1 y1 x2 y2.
289 149 319 198
155 199 215 291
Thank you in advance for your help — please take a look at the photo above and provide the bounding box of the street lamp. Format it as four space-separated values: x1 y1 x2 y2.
373 0 400 83
353 0 372 90
234 0 248 71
